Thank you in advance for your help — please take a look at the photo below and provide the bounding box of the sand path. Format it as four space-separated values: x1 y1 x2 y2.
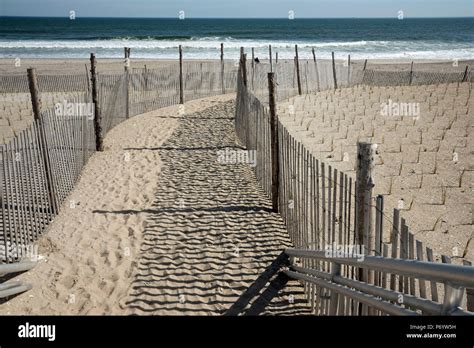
1 94 311 315
122 99 311 315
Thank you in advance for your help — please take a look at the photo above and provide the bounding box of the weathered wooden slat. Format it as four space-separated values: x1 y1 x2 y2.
15 135 30 246
374 195 384 288
315 159 320 250
332 167 337 246
400 220 409 293
1 146 11 262
19 130 34 242
45 113 64 209
321 161 326 248
10 139 25 256
338 171 344 245
381 243 389 289
426 247 439 302
408 232 416 296
416 240 427 299
33 121 54 221
327 165 332 247
25 127 41 238
390 209 400 290
6 142 20 260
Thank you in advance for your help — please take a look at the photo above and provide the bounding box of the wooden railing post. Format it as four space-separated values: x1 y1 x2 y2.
462 65 469 82
124 47 130 72
27 68 41 120
347 54 351 85
240 47 247 88
144 64 148 90
356 141 374 261
220 43 225 94
251 47 255 69
179 45 184 104
90 53 104 152
331 51 338 89
85 64 90 91
312 48 320 91
295 45 302 95
124 47 130 118
269 45 273 72
355 142 374 314
27 68 58 213
251 47 255 89
268 72 279 212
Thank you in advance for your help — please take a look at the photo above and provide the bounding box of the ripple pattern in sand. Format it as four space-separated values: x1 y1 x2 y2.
121 100 312 315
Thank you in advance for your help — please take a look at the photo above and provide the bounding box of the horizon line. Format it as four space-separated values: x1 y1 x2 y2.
1 15 474 19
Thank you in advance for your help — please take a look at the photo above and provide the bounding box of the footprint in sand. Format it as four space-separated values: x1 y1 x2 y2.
58 275 77 290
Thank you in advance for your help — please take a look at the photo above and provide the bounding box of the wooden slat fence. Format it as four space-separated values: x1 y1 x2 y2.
0 57 240 264
235 51 474 315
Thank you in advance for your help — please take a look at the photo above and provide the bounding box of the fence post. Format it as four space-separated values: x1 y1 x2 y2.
462 65 469 82
356 142 374 251
179 45 184 104
90 53 104 152
27 68 41 120
295 45 302 95
355 142 374 315
220 43 225 94
409 61 414 85
124 47 130 71
355 141 374 268
268 72 279 212
269 45 273 72
312 48 320 91
276 52 278 65
144 64 148 90
251 47 255 69
85 64 90 91
347 54 351 85
124 48 130 118
363 59 368 71
251 47 255 89
27 68 58 213
331 52 338 89
240 47 247 88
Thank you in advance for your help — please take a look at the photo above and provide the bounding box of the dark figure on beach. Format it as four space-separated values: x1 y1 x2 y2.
254 57 260 64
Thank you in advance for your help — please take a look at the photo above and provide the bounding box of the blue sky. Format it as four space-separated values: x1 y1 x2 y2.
1 0 473 18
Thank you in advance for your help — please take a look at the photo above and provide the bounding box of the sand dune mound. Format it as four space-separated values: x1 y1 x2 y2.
277 82 473 262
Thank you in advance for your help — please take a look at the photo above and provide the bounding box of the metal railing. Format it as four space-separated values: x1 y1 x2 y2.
285 248 474 316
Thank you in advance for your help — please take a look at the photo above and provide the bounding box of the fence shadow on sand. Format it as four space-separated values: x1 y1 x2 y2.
93 100 313 315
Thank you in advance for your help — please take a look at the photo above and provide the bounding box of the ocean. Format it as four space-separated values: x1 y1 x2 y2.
0 17 473 60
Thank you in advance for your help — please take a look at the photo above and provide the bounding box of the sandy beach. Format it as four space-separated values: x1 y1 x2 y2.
0 94 314 315
1 9 474 348
0 56 473 317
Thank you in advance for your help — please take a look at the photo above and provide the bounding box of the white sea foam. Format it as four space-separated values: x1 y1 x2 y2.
0 38 473 60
